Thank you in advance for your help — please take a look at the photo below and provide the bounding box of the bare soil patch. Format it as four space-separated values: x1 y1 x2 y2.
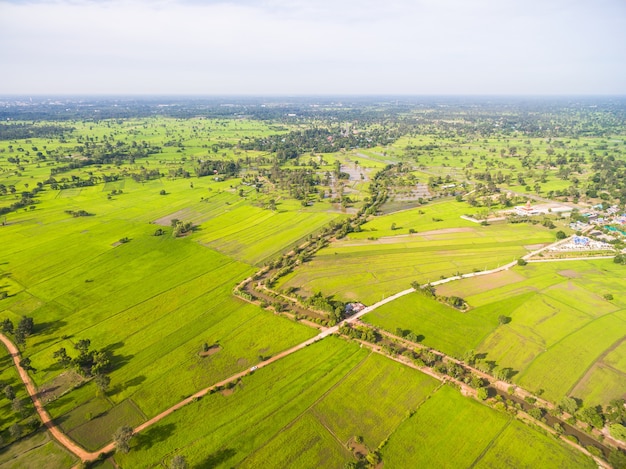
154 208 194 226
420 227 474 236
37 370 85 404
199 345 222 357
347 437 370 460
435 269 526 298
558 270 582 279
524 243 548 251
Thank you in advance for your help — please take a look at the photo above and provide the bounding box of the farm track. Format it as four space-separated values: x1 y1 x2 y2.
0 333 95 461
1 233 620 464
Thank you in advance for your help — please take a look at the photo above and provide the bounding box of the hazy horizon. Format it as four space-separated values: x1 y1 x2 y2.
1 0 625 96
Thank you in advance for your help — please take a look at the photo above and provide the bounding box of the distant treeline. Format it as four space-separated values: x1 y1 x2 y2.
2 97 624 138
0 123 74 141
239 127 398 159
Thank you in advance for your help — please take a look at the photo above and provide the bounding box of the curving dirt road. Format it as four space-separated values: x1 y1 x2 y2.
0 234 615 464
0 333 97 461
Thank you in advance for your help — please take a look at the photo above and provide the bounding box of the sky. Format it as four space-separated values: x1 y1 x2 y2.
0 0 625 95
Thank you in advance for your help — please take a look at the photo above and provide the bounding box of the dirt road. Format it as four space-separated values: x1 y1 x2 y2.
0 333 98 461
0 234 614 464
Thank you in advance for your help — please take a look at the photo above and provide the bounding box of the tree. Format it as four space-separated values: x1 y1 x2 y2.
14 329 25 346
498 315 511 325
11 397 25 416
609 449 626 469
4 384 15 400
95 374 111 394
74 339 91 355
19 357 34 371
578 406 604 429
16 316 34 337
170 455 188 469
53 347 72 368
9 423 21 439
113 425 133 454
559 396 579 415
1 318 14 334
517 258 527 266
555 230 567 240
610 424 626 442
477 387 489 400
90 350 111 375
366 451 381 466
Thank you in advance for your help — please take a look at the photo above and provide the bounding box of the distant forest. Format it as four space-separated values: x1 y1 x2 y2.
1 96 625 138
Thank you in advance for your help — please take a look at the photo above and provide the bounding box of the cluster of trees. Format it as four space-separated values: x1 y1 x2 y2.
304 292 345 317
195 159 239 178
64 209 93 217
262 165 321 202
0 184 43 216
338 324 380 343
171 219 194 237
557 396 626 436
53 339 111 389
0 383 38 444
1 316 35 346
411 281 466 309
0 123 74 140
129 168 161 182
240 127 397 160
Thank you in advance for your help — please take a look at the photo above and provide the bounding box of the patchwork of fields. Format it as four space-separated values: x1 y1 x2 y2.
1 114 624 468
278 200 556 304
365 259 626 406
114 338 594 468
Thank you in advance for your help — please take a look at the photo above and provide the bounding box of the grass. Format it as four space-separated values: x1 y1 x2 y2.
363 258 626 407
517 312 626 401
363 292 526 358
195 204 344 265
238 413 352 468
473 419 595 469
67 399 145 451
0 429 77 468
0 348 36 443
311 352 439 448
570 363 626 409
1 116 623 466
381 385 511 468
279 210 555 304
115 337 368 468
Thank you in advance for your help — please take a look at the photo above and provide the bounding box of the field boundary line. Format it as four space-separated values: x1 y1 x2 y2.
565 335 626 397
467 419 512 469
236 348 370 464
516 312 623 383
378 381 446 453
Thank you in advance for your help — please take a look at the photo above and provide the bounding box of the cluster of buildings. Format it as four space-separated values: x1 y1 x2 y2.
513 201 573 217
550 235 613 252
345 302 366 316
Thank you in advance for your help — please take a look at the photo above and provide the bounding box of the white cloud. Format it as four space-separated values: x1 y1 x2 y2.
0 0 624 94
